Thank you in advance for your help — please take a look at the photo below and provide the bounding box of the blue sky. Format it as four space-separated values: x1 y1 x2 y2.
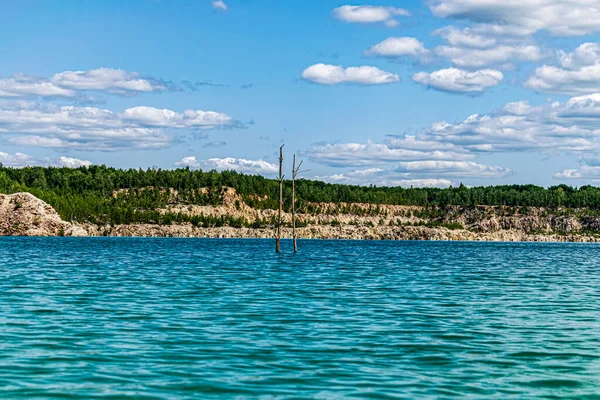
3 0 600 188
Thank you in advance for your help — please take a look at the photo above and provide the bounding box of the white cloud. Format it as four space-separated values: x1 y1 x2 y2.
553 155 600 180
556 166 597 180
392 179 452 188
306 136 510 183
0 152 93 168
558 43 600 69
525 43 600 95
525 65 600 95
174 156 201 168
56 156 92 168
315 168 453 188
332 5 410 27
432 26 496 48
420 95 600 154
0 75 75 98
429 0 600 37
0 152 39 167
386 135 463 151
302 64 399 85
122 106 234 128
212 0 228 11
388 178 453 188
51 68 164 93
0 102 238 151
413 68 503 93
554 168 584 179
365 37 431 61
7 131 170 151
366 35 542 68
434 44 543 68
0 68 170 98
395 160 512 178
305 92 600 182
9 136 67 148
307 141 473 167
175 156 278 175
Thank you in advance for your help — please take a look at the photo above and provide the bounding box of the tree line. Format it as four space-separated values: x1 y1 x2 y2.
1 164 599 225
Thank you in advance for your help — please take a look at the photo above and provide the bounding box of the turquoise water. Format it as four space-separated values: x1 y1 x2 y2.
1 238 600 399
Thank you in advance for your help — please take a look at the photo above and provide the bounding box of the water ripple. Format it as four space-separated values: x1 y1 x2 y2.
1 238 600 398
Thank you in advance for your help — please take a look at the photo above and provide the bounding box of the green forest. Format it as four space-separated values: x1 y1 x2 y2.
1 165 599 226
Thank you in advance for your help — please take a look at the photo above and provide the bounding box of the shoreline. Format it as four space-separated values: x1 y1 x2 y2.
4 232 600 244
54 224 600 243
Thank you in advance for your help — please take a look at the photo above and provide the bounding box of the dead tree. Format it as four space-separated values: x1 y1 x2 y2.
292 154 308 253
276 145 284 253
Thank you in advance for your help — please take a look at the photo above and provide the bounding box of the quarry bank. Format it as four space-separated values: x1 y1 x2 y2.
3 189 600 242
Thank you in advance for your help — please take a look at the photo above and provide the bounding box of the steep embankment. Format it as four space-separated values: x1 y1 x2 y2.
2 190 600 242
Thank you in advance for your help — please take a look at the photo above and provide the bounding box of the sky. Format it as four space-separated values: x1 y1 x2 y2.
4 0 600 188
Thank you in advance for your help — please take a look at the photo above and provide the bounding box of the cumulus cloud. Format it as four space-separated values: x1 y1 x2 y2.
0 152 92 168
525 65 600 95
212 0 228 11
553 155 600 180
385 135 467 153
315 168 453 188
51 68 166 93
385 135 464 152
175 156 278 175
525 43 600 95
56 156 92 168
0 68 171 98
301 64 399 85
0 75 75 98
395 160 512 178
434 44 544 68
7 132 170 151
413 68 503 93
306 141 473 167
307 92 600 183
432 26 496 48
555 166 599 180
0 102 238 151
366 34 542 68
122 106 234 128
0 152 39 167
365 37 431 61
174 156 201 168
428 0 600 37
557 43 600 69
306 136 511 181
332 5 410 27
421 95 600 154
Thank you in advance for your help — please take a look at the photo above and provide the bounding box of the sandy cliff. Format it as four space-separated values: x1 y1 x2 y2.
2 190 600 242
80 224 599 242
0 193 87 237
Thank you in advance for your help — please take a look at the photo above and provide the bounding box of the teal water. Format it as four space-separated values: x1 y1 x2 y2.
1 238 600 399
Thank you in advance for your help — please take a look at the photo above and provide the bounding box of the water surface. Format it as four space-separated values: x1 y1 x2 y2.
1 238 599 398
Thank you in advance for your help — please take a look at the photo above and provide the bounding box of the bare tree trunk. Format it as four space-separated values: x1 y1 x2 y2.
276 145 284 253
292 154 297 253
291 155 306 254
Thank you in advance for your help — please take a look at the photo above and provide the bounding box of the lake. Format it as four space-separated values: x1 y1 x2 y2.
1 238 599 398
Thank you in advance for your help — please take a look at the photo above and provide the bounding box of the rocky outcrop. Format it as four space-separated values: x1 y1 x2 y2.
0 193 87 236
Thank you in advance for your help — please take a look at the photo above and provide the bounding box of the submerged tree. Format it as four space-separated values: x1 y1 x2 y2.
292 154 307 253
276 145 284 253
